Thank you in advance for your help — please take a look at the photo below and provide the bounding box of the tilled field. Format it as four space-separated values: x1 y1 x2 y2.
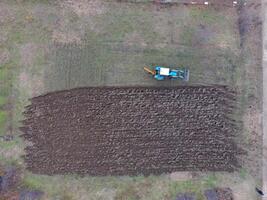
20 86 239 176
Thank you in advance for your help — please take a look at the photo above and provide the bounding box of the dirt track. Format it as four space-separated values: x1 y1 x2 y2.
20 86 239 176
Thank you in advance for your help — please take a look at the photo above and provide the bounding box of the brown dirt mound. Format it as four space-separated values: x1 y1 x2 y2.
20 86 240 176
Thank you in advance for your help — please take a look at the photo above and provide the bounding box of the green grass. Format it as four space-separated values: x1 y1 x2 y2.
0 67 9 81
9 31 25 44
0 140 17 149
180 26 196 45
0 136 23 149
167 175 218 200
0 64 14 135
190 7 224 25
201 174 218 188
44 1 240 92
0 154 22 167
21 173 220 200
94 3 157 42
0 111 7 128
0 96 7 106
21 173 72 198
46 39 240 91
115 184 141 200
239 168 248 179
22 174 47 190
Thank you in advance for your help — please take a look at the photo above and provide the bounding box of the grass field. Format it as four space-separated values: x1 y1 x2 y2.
0 0 262 200
45 2 241 91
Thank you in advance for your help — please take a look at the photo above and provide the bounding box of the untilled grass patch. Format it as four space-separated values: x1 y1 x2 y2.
0 63 14 136
44 2 240 92
46 41 240 92
21 86 240 176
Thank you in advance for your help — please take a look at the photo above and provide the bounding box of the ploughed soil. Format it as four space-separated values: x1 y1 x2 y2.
20 86 239 176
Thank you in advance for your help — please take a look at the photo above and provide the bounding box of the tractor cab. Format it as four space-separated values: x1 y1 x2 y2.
154 66 169 80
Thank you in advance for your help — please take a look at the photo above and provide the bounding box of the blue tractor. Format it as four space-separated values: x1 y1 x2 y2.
144 66 189 81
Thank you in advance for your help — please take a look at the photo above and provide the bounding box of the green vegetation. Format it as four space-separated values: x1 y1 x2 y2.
22 174 47 190
202 174 218 188
180 26 196 45
95 5 156 42
239 168 248 179
0 111 7 128
45 2 240 92
0 67 9 135
0 110 7 135
190 7 224 25
0 135 23 148
21 173 221 200
0 96 7 106
167 175 218 200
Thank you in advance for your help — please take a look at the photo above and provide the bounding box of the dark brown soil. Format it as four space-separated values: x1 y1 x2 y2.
21 86 239 176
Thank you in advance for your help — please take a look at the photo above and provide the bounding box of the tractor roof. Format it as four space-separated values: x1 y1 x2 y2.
159 67 170 76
